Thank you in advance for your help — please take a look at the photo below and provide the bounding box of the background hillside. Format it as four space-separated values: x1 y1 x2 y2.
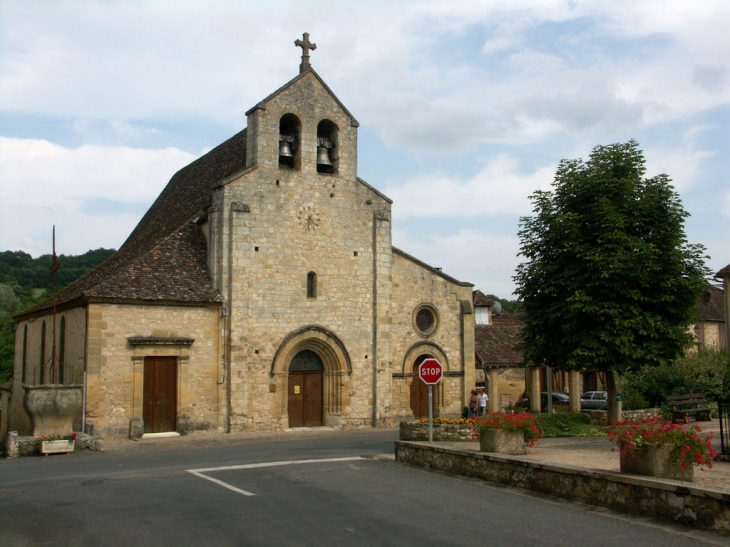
0 248 116 383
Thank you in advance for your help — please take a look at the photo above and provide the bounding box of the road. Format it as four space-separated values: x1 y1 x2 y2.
0 428 724 546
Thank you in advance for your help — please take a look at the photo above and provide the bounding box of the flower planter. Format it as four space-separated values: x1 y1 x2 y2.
619 443 693 482
479 429 526 455
40 439 75 455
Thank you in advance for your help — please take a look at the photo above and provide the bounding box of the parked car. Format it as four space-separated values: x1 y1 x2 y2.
515 392 569 411
541 392 570 410
581 391 608 410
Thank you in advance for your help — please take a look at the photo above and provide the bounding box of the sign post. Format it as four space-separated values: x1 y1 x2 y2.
418 358 443 442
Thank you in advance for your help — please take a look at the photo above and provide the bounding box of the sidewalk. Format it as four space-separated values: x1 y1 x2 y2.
429 418 730 493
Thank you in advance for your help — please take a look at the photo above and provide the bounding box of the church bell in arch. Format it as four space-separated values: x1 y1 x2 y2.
316 137 333 168
279 136 294 159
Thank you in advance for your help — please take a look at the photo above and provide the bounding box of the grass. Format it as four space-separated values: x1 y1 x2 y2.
535 412 607 437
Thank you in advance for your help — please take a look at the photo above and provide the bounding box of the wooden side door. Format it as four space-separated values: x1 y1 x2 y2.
288 371 323 428
143 356 177 433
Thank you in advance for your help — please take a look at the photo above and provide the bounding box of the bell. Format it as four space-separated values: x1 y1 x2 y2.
316 146 333 167
279 140 294 159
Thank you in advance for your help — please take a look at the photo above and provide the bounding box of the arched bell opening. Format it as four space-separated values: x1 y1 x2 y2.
279 113 301 170
316 119 338 174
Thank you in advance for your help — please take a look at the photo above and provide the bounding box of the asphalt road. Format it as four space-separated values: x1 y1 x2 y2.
0 429 724 546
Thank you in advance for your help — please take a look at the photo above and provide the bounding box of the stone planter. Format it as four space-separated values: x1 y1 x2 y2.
23 384 83 437
40 439 75 455
479 429 526 455
619 443 693 482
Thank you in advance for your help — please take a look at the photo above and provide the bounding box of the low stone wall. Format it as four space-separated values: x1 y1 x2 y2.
399 422 474 441
395 441 730 535
582 408 662 425
5 431 104 458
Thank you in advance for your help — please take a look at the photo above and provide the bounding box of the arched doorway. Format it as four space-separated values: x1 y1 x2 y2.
410 354 431 419
288 349 324 427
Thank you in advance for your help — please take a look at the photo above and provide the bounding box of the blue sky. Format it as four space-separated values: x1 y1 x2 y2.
1 0 728 298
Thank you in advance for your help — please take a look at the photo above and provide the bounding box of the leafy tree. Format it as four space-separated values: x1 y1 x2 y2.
513 140 710 423
0 249 116 383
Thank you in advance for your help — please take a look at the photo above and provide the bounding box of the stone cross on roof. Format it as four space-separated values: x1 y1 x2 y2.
295 32 317 74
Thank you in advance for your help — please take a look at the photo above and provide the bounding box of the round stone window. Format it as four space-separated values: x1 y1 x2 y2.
413 305 439 337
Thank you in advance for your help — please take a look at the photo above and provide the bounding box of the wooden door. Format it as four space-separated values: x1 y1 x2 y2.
410 355 430 418
143 356 177 433
288 371 323 427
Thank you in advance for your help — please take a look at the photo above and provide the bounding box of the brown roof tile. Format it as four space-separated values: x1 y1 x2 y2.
696 286 725 322
474 312 528 367
472 290 495 307
14 130 247 319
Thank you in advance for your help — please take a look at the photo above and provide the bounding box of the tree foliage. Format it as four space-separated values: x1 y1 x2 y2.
514 141 710 406
0 248 116 383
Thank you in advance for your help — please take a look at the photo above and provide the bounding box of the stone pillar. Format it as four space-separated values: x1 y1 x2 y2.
569 371 581 413
487 369 499 413
529 366 541 413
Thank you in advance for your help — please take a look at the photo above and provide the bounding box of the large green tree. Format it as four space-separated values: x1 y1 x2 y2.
513 140 710 422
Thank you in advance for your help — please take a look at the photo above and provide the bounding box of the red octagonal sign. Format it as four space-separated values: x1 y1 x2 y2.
418 358 443 385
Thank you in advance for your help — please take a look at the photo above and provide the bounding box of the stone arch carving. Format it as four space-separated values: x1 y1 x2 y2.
270 326 352 420
400 342 450 375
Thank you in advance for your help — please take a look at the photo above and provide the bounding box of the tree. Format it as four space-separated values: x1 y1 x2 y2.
513 140 710 423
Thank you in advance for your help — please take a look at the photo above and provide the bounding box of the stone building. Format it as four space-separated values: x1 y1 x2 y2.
8 36 475 439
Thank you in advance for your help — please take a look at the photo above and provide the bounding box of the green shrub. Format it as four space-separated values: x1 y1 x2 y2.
622 349 730 406
534 412 605 437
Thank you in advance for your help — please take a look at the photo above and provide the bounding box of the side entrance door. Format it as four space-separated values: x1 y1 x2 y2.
287 349 324 428
143 356 177 433
410 355 430 418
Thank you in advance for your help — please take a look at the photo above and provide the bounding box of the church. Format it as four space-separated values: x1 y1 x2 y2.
9 35 476 439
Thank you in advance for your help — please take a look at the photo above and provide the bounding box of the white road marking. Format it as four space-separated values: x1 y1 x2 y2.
187 456 366 496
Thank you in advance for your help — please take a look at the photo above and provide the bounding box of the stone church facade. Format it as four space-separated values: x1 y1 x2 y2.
9 38 475 439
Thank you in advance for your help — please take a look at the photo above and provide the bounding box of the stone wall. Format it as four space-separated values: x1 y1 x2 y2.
395 441 730 535
399 421 474 442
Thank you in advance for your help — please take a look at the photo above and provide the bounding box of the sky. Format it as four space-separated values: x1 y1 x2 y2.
1 0 729 299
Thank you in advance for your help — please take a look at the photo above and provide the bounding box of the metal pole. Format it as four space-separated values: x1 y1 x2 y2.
546 365 553 414
428 385 433 443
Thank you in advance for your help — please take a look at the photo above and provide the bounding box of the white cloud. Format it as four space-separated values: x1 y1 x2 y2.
386 156 555 219
394 227 522 298
0 137 195 256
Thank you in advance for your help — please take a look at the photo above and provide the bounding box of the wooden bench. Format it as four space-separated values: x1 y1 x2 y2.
665 393 714 424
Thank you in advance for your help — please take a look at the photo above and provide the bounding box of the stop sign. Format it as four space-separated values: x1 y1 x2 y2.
418 358 443 385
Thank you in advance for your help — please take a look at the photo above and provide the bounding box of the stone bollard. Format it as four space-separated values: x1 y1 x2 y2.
5 431 19 459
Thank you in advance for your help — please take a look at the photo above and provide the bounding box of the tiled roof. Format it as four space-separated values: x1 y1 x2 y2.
717 264 730 278
14 130 247 319
696 286 725 322
474 311 528 367
473 289 495 307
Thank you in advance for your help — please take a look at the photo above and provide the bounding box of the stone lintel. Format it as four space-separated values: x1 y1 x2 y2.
127 337 195 346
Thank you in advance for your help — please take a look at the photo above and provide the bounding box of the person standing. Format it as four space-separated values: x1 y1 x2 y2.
468 390 478 418
477 388 489 416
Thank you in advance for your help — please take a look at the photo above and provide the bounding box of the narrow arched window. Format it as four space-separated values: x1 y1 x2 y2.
59 316 66 384
307 271 317 299
40 320 46 384
22 325 28 383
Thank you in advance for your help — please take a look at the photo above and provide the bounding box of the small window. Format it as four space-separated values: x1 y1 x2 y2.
40 320 46 384
59 316 66 384
307 271 317 298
